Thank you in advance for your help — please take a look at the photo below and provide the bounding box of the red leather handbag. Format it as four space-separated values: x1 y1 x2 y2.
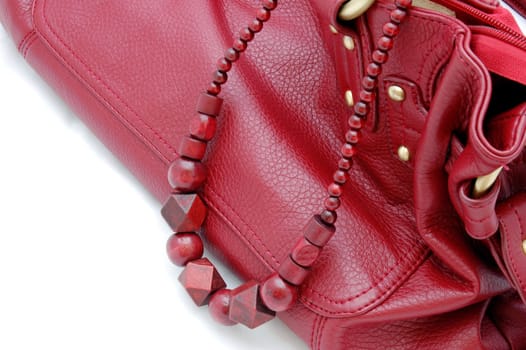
1 0 526 348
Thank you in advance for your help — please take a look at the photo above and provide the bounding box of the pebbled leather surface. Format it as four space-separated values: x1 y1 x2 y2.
1 0 525 348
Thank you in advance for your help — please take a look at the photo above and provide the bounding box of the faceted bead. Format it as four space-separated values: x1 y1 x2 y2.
209 289 237 326
324 196 341 211
372 50 388 64
189 114 217 142
304 215 336 247
320 210 337 225
333 170 348 184
360 90 375 103
197 93 223 116
178 136 207 161
338 158 353 171
395 0 412 9
161 193 207 233
328 183 343 197
249 19 263 33
377 36 394 51
256 8 271 22
239 27 254 42
224 48 240 62
362 76 377 91
383 22 400 37
178 258 227 306
229 280 275 328
291 237 321 267
390 9 407 23
279 256 310 286
167 158 206 191
213 70 228 85
348 114 365 129
166 233 204 267
207 82 221 96
217 57 232 72
341 143 357 159
345 129 362 144
233 39 247 53
367 63 382 77
263 0 278 10
354 102 368 116
260 273 298 312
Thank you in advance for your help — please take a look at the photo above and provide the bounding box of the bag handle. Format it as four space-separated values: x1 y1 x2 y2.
160 0 414 329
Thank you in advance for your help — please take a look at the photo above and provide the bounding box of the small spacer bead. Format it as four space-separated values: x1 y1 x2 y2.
333 170 348 184
256 8 271 22
362 76 377 91
304 215 336 247
354 102 368 116
278 256 310 286
324 196 341 211
217 57 232 72
189 114 217 142
249 18 264 33
395 0 412 9
239 27 255 42
179 136 207 161
345 129 362 144
260 273 298 312
377 36 394 51
233 39 248 52
390 8 407 23
213 70 228 85
320 210 337 225
383 22 400 37
348 114 366 129
359 90 375 103
167 158 207 191
328 183 343 197
367 62 382 77
209 289 237 326
341 143 357 159
263 0 278 10
225 48 240 62
372 50 388 64
166 233 204 267
207 82 221 96
197 93 223 116
338 158 353 171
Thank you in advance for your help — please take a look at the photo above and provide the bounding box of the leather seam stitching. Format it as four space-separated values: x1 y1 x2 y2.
507 203 526 291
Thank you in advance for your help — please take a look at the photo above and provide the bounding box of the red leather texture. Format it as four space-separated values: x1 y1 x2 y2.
1 0 525 348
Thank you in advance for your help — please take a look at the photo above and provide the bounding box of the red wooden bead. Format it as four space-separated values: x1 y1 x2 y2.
372 50 388 64
291 237 322 267
348 114 365 129
249 19 263 33
304 215 336 247
338 158 353 171
239 27 254 42
178 258 227 306
256 8 271 22
179 136 207 161
166 233 204 267
229 280 275 329
324 196 341 211
207 82 221 96
367 62 382 77
161 193 207 232
279 255 310 286
354 102 368 116
333 170 348 184
224 48 240 62
263 0 278 10
328 183 343 197
217 57 232 72
189 114 217 142
360 90 375 103
167 158 206 191
345 129 362 144
320 210 337 225
395 0 412 9
213 70 228 85
362 76 377 91
197 93 223 116
390 8 407 23
341 143 357 158
378 36 394 51
233 39 248 53
260 273 298 312
383 22 400 37
209 289 237 326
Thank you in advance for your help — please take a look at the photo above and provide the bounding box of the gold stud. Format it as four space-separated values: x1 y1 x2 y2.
329 24 338 34
388 85 406 102
343 36 355 51
345 90 354 107
397 146 410 162
522 240 526 255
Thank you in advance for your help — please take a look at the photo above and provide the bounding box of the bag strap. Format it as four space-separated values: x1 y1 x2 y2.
161 0 415 328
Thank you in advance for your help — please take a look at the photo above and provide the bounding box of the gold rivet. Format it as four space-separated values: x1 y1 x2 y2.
345 90 354 107
522 240 526 255
388 85 406 102
343 36 355 51
329 24 338 34
397 146 410 162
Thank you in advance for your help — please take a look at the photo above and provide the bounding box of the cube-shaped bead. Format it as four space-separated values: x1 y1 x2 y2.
161 193 207 232
178 258 226 306
229 280 275 329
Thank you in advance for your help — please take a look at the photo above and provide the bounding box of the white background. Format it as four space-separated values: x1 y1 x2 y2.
0 26 307 350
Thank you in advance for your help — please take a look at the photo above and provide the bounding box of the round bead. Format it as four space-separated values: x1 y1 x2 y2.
377 36 394 51
346 129 362 144
324 196 341 211
179 136 207 161
333 170 348 184
328 183 343 197
249 19 264 33
360 90 375 103
166 233 204 267
354 102 368 116
213 70 228 85
260 274 298 312
348 115 365 129
338 158 353 171
383 22 400 37
233 39 247 52
372 50 388 64
225 48 240 62
320 210 337 225
217 57 232 72
367 62 382 77
395 0 412 8
390 9 407 23
189 114 217 142
209 289 237 326
256 8 271 22
239 27 255 42
263 0 278 10
341 143 357 158
362 76 377 91
167 158 207 191
207 82 221 96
